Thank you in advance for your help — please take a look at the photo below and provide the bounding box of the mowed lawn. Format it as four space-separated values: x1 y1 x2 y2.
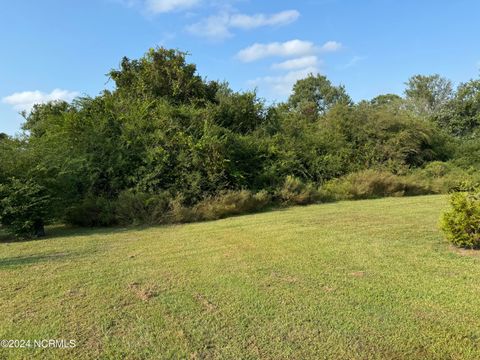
1 195 480 359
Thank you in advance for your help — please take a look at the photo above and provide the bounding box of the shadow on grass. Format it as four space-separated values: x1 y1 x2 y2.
0 225 136 244
0 207 281 243
0 194 445 244
0 251 80 269
0 203 334 243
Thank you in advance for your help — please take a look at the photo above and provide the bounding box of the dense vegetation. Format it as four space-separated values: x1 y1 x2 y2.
1 47 480 238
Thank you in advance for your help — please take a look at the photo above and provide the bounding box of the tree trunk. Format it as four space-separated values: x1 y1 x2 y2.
33 219 45 238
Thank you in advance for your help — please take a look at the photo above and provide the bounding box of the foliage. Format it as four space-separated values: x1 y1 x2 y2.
318 170 434 202
452 137 480 169
0 178 52 238
441 188 480 249
108 47 218 105
65 196 118 227
191 190 271 221
288 74 352 118
404 74 453 116
277 176 320 205
2 47 480 234
433 79 480 137
115 190 171 225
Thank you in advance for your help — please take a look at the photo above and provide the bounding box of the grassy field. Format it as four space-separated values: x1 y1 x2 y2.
1 195 480 359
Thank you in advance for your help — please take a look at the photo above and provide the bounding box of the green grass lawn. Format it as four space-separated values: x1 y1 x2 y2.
1 195 480 359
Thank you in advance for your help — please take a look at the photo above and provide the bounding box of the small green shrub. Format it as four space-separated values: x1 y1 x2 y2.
421 161 455 178
441 190 480 249
278 176 320 205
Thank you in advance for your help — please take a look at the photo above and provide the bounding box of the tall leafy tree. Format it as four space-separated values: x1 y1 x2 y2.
288 74 352 119
433 78 480 137
108 47 219 105
404 74 453 116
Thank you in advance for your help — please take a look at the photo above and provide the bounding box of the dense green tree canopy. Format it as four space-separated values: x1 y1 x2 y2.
288 74 352 118
433 79 480 137
405 74 453 116
108 48 219 105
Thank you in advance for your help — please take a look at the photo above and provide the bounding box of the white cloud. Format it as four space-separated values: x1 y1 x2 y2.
186 10 300 40
145 0 199 14
186 12 233 40
320 41 342 52
229 10 299 29
272 56 319 70
243 40 343 98
2 89 79 112
237 40 342 62
237 40 316 62
249 66 319 97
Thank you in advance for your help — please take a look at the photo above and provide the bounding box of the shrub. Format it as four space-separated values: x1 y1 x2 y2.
421 161 455 178
65 196 117 227
193 190 271 221
409 162 480 194
318 170 434 201
115 190 171 225
441 189 480 249
277 176 320 205
317 178 352 202
0 178 52 238
167 195 196 223
347 170 430 198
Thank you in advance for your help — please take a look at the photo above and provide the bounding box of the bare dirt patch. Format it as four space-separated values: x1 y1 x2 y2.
194 293 217 312
128 282 158 301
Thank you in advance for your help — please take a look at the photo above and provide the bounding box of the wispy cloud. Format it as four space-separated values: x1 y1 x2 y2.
248 66 319 97
320 41 342 52
272 56 320 70
229 10 299 29
237 40 316 62
2 89 79 112
186 10 300 41
243 39 343 98
237 40 342 63
145 0 200 14
186 12 232 40
339 55 366 69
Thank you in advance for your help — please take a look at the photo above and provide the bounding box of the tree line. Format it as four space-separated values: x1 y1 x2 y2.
1 47 479 238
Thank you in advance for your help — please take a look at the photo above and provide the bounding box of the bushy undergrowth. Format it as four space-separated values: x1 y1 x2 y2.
65 197 118 227
115 190 171 225
411 161 480 194
175 190 271 223
62 166 480 229
318 170 435 202
0 178 51 238
277 176 321 205
441 186 480 249
65 190 271 227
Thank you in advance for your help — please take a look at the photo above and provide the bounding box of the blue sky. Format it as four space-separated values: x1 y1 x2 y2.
1 0 479 135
